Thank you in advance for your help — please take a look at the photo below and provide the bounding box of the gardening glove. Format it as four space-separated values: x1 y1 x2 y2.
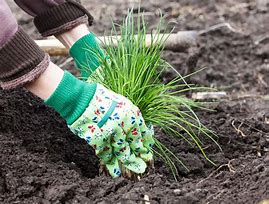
69 32 107 79
45 71 154 178
15 0 93 37
70 32 108 79
70 83 154 177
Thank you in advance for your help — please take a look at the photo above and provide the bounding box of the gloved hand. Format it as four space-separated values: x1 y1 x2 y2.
69 34 155 177
70 83 154 177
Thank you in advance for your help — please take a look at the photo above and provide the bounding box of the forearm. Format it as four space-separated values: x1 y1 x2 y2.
0 0 50 90
25 62 64 100
56 24 90 49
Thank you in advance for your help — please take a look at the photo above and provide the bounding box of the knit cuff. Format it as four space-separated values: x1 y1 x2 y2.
0 27 49 89
70 33 105 78
45 71 97 125
34 1 94 37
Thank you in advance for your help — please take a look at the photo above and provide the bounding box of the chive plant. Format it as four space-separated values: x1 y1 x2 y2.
83 10 220 179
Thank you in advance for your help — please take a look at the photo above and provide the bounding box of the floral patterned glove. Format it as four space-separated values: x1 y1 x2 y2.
70 84 154 177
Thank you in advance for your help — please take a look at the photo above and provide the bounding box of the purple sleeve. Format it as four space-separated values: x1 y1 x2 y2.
0 0 18 46
14 0 65 16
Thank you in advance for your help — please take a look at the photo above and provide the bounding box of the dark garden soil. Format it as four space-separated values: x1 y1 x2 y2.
1 0 269 203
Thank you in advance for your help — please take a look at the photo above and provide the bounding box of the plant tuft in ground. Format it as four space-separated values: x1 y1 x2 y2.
83 10 220 179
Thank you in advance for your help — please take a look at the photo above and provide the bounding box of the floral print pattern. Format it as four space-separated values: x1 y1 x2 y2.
70 84 154 177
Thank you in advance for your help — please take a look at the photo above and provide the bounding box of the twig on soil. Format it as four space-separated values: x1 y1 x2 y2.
36 23 242 56
231 119 268 157
230 3 253 12
35 31 198 56
227 160 236 173
232 119 266 134
119 194 151 204
144 195 150 204
231 120 246 137
257 73 268 88
205 189 226 204
254 35 269 45
198 22 241 35
197 160 236 186
191 91 227 100
259 199 269 204
229 93 264 101
257 150 262 157
264 115 269 125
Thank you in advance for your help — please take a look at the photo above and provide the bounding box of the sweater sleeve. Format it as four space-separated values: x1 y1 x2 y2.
14 0 93 37
0 0 49 89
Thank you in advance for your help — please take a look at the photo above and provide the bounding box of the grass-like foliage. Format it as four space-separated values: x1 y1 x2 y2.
85 10 220 179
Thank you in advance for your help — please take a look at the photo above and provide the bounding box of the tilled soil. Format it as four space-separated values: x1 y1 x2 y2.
1 0 269 203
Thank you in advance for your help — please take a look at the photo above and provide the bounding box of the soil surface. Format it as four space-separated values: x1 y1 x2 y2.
1 0 269 203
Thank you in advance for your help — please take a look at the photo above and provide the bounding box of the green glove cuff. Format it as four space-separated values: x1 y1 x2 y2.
70 33 105 78
45 71 97 125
